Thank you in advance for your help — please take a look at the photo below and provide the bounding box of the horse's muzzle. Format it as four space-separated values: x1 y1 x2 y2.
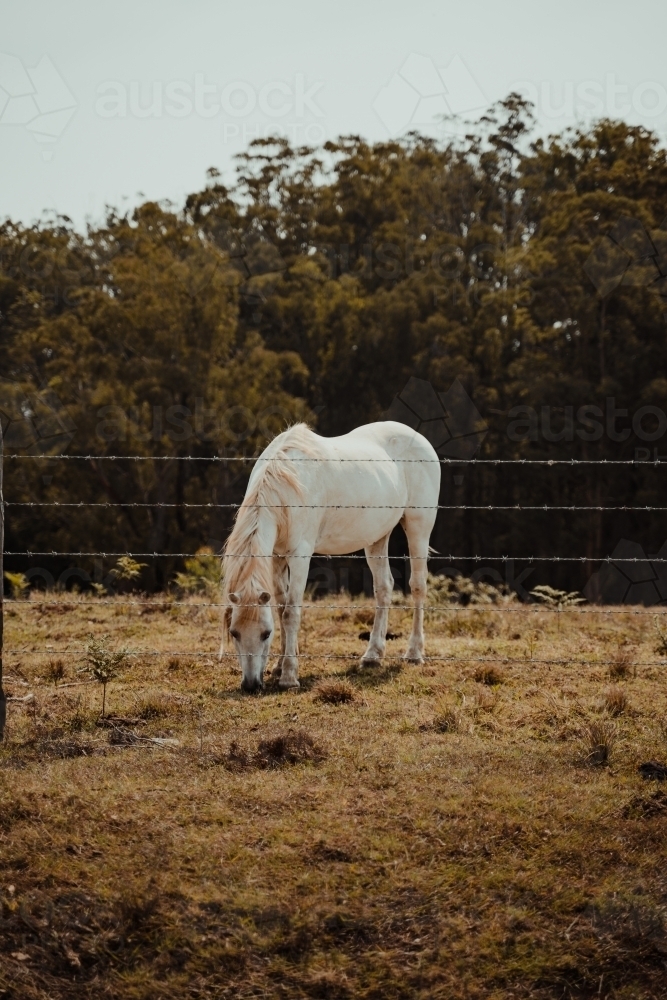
240 677 264 694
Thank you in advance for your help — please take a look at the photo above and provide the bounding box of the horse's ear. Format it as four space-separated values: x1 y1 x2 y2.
229 592 240 605
259 591 271 605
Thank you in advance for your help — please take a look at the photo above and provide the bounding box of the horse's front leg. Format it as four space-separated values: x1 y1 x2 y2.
279 551 310 689
361 533 392 666
271 558 289 680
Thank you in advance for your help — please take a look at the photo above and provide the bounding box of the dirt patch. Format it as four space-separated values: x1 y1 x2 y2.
474 663 505 686
622 789 667 819
639 760 667 781
2 731 101 766
313 679 355 705
225 730 326 771
310 840 354 863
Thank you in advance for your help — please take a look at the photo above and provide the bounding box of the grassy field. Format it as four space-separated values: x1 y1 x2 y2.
1 591 666 999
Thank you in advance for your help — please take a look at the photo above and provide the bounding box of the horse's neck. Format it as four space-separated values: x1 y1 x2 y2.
241 508 277 594
252 507 278 557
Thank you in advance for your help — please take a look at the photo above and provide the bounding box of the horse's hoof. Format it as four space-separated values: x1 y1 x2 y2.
403 654 424 665
361 657 382 668
278 678 300 690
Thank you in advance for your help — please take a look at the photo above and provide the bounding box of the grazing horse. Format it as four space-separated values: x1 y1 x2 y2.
222 421 440 693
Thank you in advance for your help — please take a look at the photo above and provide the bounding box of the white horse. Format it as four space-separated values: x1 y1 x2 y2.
222 421 440 693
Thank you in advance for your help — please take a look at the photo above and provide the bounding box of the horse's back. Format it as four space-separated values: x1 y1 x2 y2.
276 421 440 503
249 422 440 555
340 422 440 506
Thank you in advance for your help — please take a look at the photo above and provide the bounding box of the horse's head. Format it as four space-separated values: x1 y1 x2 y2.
227 590 274 693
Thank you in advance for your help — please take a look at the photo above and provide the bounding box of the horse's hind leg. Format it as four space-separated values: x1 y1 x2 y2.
361 532 393 667
402 513 432 663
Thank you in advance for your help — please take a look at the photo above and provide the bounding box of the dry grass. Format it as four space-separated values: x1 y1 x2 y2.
609 647 635 680
44 658 66 687
1 593 667 998
603 684 630 717
581 719 617 766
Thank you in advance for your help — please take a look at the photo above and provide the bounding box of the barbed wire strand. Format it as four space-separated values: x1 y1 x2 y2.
3 599 667 615
5 550 667 563
3 649 666 667
7 501 667 512
6 454 667 466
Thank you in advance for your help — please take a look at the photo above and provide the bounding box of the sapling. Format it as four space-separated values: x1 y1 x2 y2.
109 557 147 593
530 584 585 632
84 633 128 717
530 585 586 610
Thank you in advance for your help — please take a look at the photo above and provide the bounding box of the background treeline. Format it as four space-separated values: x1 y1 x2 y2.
2 95 667 596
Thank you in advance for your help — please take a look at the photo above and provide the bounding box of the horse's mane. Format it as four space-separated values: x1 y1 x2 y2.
222 424 315 622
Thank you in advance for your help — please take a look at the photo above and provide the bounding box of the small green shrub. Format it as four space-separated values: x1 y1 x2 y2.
428 572 516 606
174 546 222 597
109 556 147 585
4 571 29 600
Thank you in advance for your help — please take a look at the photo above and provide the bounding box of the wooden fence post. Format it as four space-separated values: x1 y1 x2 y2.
0 419 5 741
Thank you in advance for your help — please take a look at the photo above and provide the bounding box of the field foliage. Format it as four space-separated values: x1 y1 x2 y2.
1 595 666 998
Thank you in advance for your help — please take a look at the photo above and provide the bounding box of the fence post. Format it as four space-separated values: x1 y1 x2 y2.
0 419 5 741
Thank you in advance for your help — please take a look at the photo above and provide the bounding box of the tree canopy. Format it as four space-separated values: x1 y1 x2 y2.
2 97 667 596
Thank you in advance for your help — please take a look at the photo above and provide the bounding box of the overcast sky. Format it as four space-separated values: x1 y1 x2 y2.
2 0 667 229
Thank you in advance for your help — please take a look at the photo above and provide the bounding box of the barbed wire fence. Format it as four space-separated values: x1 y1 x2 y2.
3 440 667 741
0 423 5 740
